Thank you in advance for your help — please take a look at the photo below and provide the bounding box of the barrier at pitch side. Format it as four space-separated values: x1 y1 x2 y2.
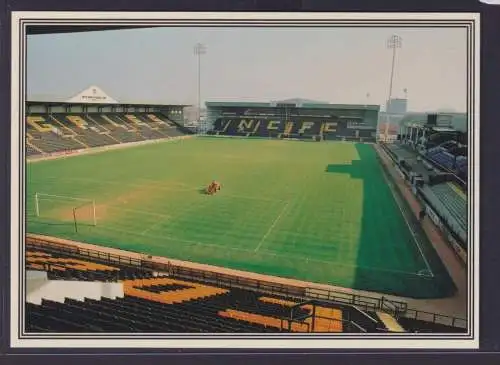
27 135 194 163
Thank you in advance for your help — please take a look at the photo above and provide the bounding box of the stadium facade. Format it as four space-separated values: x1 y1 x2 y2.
204 101 380 142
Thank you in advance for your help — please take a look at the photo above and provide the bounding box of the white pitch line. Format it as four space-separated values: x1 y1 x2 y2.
259 249 425 277
99 224 254 254
140 216 169 235
37 176 285 203
254 201 290 252
95 224 423 277
37 175 291 204
380 165 434 277
137 181 287 203
36 176 197 193
39 172 429 277
107 205 171 218
221 193 287 203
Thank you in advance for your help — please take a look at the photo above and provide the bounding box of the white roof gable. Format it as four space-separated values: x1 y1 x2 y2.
66 85 118 104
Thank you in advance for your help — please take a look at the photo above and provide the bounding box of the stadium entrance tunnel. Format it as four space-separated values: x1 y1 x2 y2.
325 144 456 299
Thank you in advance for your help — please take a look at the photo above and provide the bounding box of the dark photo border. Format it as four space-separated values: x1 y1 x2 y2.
9 12 479 349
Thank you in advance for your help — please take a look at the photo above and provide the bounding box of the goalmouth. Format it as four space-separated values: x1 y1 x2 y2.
34 193 97 231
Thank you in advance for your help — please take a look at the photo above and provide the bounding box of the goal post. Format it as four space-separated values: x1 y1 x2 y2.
34 192 97 227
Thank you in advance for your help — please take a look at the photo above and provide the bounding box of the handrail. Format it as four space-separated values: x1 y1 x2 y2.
286 304 368 334
25 235 467 329
349 320 368 333
403 308 467 329
351 305 379 324
420 153 467 190
381 296 400 317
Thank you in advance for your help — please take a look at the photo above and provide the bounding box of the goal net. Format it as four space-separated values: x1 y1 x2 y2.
34 193 97 228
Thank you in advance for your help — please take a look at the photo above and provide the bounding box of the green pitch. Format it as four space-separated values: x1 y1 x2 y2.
26 137 455 298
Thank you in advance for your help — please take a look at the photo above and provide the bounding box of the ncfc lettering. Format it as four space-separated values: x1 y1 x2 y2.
27 116 53 132
216 118 339 134
125 114 145 125
66 116 89 129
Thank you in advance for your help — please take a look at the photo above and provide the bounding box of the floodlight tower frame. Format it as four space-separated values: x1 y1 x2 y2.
194 43 207 128
384 35 402 142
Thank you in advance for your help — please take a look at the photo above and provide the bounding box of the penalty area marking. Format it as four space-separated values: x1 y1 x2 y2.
36 176 286 203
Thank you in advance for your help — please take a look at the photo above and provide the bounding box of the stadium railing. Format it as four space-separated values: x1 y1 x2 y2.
381 142 467 191
25 234 467 330
421 153 467 190
403 308 467 329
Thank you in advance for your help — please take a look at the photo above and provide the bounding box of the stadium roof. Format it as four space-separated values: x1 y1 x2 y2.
399 112 467 132
403 125 460 133
26 25 155 35
28 86 190 108
432 126 459 132
278 98 330 104
206 101 380 111
26 100 189 108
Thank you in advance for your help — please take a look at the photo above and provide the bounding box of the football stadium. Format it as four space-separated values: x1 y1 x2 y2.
24 28 469 335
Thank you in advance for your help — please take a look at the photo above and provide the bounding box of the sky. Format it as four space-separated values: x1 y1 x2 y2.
27 26 468 112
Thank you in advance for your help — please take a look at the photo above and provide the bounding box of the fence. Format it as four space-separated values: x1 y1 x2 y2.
403 308 467 329
27 134 194 163
25 234 467 329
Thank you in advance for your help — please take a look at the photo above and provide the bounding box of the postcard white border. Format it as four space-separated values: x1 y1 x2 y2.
10 11 480 349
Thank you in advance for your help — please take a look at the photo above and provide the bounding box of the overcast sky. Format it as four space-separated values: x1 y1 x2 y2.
27 26 467 112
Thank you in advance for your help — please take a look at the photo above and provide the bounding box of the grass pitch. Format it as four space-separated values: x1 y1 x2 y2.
26 137 455 298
